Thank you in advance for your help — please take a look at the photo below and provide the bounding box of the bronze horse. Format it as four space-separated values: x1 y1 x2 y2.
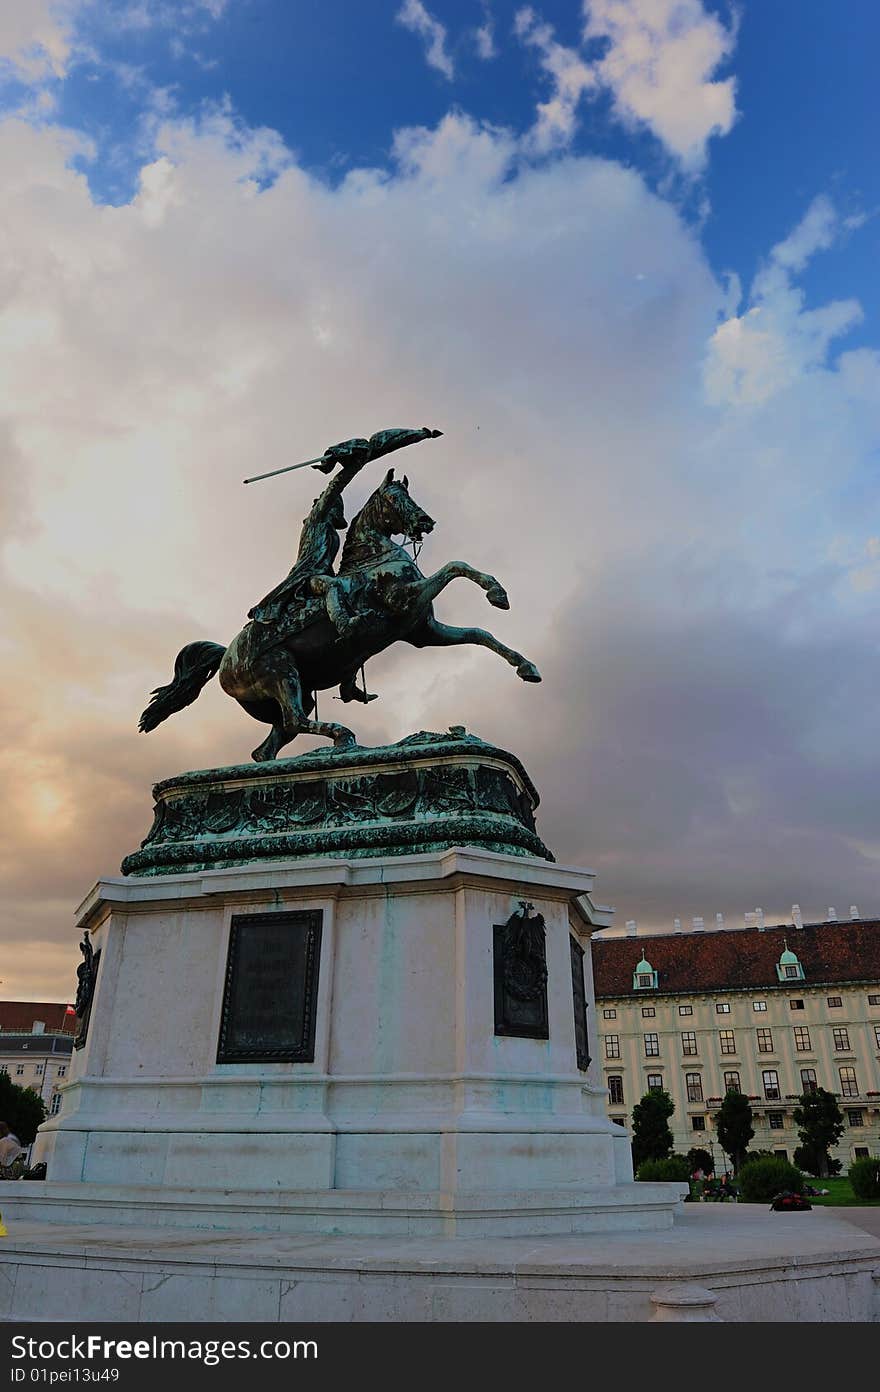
140 469 541 760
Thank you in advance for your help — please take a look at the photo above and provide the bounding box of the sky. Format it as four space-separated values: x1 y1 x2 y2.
1 0 879 997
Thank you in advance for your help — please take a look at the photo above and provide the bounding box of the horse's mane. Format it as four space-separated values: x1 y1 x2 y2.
340 481 398 571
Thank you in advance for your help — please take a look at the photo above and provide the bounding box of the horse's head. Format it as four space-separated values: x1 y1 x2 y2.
371 468 435 544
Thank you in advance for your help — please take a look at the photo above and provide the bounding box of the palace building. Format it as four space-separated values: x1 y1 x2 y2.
591 911 880 1168
0 1001 76 1124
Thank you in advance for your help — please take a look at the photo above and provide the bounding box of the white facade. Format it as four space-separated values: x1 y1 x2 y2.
0 1019 74 1126
594 926 880 1168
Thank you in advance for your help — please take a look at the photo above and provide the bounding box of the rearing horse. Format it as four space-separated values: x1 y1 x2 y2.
139 469 541 761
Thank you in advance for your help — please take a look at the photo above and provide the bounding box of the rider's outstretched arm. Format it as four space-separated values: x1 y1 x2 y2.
310 455 369 518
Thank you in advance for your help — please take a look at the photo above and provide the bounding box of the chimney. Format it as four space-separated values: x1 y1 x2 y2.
792 905 803 930
673 917 682 933
755 908 765 931
744 911 757 930
32 1021 45 1035
849 905 859 920
715 913 724 931
692 916 705 933
625 919 638 937
827 907 838 922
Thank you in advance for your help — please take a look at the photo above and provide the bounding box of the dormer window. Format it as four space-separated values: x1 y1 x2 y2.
776 941 804 983
633 955 658 990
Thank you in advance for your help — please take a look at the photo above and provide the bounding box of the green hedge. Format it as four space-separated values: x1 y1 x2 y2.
636 1154 691 1182
738 1155 804 1202
848 1156 880 1201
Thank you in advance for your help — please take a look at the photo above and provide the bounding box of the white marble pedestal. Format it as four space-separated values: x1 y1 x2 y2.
21 846 682 1237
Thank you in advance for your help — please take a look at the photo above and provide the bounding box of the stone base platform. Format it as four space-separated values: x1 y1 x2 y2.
0 1180 684 1239
1 1206 878 1323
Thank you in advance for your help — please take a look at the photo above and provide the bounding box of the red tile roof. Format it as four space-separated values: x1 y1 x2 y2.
592 919 880 997
0 1001 77 1034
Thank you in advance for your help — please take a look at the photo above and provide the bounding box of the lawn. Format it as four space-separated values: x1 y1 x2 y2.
806 1176 880 1207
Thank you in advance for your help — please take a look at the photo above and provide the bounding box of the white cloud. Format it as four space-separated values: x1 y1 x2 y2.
475 23 496 60
771 193 838 272
474 1 496 59
1 103 879 993
395 0 455 81
705 197 867 407
0 0 76 82
583 0 738 171
514 6 596 153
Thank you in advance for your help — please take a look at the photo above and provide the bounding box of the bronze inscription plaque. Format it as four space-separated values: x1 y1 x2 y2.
570 935 591 1071
217 910 322 1063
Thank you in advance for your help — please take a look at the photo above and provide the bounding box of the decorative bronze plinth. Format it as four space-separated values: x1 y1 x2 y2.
121 729 553 876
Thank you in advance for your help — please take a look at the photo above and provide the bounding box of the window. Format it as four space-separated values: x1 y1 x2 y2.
723 1070 741 1092
15 1065 24 1075
847 1109 864 1127
827 996 842 1008
868 994 880 1006
608 1076 624 1105
678 1004 693 1016
783 964 799 979
50 1093 62 1116
604 1035 620 1059
800 1068 817 1094
756 1028 773 1053
644 1033 660 1057
719 1030 736 1055
793 1026 811 1052
681 1031 697 1056
641 1007 656 1018
636 973 654 988
56 1066 66 1078
685 1073 703 1102
753 1001 767 1012
612 1117 626 1127
768 1112 784 1130
715 1002 730 1014
691 1115 706 1131
839 1067 859 1097
34 1064 43 1076
646 1073 663 1091
832 1027 851 1052
762 1070 780 1100
875 1025 880 1051
602 1008 616 1020
773 1150 788 1161
789 999 804 1011
854 1147 870 1159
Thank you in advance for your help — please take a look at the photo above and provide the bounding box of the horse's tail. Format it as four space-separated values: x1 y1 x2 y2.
138 641 227 733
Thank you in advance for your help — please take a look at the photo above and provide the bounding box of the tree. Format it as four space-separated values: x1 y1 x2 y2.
687 1146 714 1176
715 1088 754 1173
0 1072 47 1145
792 1088 844 1177
631 1087 674 1170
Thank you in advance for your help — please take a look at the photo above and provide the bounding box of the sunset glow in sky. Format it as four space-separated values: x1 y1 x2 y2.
1 1 879 996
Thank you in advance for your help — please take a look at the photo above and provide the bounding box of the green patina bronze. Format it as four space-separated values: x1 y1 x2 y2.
138 426 541 762
121 730 553 876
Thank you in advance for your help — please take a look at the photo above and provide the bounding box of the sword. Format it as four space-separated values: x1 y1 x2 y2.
243 455 329 485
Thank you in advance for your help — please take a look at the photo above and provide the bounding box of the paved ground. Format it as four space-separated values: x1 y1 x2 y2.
827 1206 880 1239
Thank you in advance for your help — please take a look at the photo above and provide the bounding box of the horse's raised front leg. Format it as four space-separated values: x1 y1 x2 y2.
408 616 541 683
414 562 511 611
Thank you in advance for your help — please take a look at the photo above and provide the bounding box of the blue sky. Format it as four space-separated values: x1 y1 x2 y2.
10 1 878 344
1 1 879 991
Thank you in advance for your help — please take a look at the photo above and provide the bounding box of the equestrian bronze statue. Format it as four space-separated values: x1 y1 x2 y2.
139 427 541 761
